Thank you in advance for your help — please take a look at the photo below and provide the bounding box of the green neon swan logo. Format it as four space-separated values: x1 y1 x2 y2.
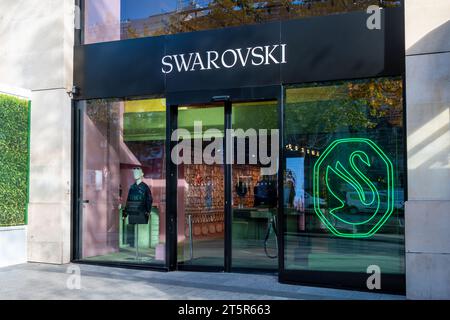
326 151 380 225
313 138 394 238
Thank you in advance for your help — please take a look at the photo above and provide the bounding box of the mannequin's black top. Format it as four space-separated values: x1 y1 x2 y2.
125 182 153 220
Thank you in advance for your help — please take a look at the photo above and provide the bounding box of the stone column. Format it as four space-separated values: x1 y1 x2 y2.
0 0 75 264
405 0 450 299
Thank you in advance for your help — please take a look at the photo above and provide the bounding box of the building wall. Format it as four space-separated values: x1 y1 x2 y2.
405 0 450 299
0 0 74 264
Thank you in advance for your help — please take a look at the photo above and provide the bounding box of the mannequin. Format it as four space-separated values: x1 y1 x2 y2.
123 167 153 260
134 167 144 185
123 167 153 225
235 176 249 209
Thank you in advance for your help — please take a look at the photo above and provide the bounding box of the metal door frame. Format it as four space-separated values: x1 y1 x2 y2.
166 85 283 273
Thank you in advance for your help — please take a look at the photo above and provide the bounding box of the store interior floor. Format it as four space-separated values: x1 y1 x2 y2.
85 234 404 274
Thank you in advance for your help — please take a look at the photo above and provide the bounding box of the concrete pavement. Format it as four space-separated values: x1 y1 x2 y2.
0 263 405 300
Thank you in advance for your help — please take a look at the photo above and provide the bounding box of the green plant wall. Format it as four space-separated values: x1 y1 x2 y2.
0 94 30 227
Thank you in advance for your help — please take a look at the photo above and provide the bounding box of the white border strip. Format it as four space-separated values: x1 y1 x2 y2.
0 83 31 100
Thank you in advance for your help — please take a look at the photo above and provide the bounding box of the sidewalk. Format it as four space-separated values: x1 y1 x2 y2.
0 263 405 300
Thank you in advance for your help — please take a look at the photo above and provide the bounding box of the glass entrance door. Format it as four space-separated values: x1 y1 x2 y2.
231 101 279 270
174 99 279 271
176 103 226 268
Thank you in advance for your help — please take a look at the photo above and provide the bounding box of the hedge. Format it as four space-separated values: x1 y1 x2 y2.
0 94 30 227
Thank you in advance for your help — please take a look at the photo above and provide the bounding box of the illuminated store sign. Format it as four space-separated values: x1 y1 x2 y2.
313 138 395 238
162 44 287 74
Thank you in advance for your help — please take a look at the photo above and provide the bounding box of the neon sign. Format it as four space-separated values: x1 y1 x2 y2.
313 138 394 238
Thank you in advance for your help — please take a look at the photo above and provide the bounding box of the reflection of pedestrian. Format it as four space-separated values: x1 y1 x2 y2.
284 170 296 208
294 194 304 212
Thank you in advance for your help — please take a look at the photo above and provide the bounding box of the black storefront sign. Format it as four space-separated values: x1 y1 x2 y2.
74 8 404 100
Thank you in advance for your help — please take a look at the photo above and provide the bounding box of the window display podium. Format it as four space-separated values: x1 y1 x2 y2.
119 207 160 261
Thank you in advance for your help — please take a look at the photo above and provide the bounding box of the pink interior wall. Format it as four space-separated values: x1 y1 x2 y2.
82 103 122 258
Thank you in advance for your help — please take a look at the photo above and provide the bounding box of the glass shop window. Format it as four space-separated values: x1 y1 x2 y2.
283 78 405 275
79 97 167 265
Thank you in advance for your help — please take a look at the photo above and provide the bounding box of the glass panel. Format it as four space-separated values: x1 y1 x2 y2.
84 0 401 44
84 0 122 44
283 78 405 277
231 101 279 269
80 98 167 265
176 104 225 267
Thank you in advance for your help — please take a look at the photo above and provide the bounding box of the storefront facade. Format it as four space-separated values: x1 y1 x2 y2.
3 0 450 300
71 1 406 293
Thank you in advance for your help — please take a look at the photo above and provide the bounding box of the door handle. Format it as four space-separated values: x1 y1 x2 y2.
212 95 230 102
